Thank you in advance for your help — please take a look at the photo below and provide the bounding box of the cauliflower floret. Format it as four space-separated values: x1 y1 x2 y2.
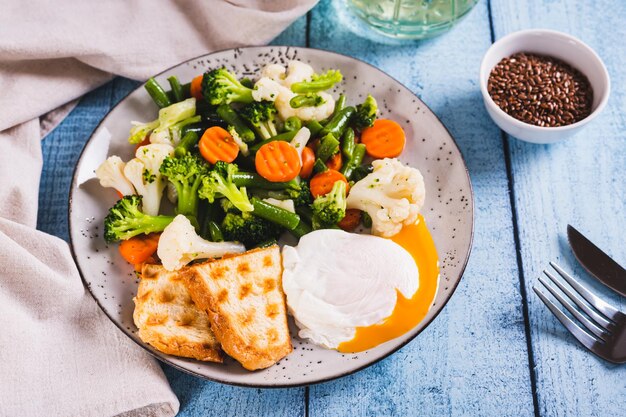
157 214 246 271
123 143 174 216
254 61 335 121
261 64 286 82
228 125 249 156
346 158 425 238
252 77 285 102
95 155 135 196
274 88 334 122
282 61 315 87
294 92 335 121
149 98 196 145
290 127 311 163
273 86 298 120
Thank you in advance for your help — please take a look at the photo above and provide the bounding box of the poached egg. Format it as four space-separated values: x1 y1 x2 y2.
282 215 440 352
281 229 419 350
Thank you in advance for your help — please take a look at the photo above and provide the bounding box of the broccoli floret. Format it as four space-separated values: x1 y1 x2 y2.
159 153 209 218
285 181 312 207
248 181 312 207
291 70 343 94
221 211 283 247
353 94 378 129
104 195 175 243
311 180 347 229
199 161 254 212
239 101 279 140
202 68 254 106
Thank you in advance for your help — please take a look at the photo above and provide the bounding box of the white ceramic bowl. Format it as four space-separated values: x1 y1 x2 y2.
479 29 610 144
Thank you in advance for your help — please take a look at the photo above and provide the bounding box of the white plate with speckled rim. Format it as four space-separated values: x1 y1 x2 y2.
69 46 474 387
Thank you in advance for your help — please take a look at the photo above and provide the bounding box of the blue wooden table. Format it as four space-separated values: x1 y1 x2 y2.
39 0 626 415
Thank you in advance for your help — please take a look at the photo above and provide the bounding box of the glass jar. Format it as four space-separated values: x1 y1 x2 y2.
346 0 478 39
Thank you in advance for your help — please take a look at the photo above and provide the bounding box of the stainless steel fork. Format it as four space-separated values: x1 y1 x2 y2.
533 262 626 363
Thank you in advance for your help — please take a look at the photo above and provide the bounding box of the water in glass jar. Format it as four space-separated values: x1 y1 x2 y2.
347 0 478 39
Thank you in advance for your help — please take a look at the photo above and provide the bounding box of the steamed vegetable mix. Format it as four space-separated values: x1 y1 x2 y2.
99 59 417 270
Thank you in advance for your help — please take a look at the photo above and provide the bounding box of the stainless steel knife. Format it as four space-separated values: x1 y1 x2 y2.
567 225 626 297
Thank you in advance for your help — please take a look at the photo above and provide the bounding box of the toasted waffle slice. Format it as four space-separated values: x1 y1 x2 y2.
183 245 292 370
133 263 223 362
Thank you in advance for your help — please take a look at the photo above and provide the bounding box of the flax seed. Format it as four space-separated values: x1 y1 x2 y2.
488 52 593 127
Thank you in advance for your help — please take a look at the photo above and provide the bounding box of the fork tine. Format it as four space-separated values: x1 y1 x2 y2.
533 286 602 351
550 262 620 321
538 275 609 340
543 269 613 330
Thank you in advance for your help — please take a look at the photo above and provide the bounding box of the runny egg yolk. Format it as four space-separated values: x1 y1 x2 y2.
337 215 439 353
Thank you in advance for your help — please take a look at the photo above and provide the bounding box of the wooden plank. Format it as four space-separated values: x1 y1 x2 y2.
307 1 535 416
490 1 626 416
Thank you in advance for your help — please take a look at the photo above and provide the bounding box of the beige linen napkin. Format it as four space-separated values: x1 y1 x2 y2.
0 1 316 416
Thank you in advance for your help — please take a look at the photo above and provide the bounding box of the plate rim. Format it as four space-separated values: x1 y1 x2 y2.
68 45 475 388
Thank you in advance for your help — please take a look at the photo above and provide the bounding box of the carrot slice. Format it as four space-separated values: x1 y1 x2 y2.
133 256 158 272
338 209 361 231
190 75 203 100
255 141 302 182
300 146 315 179
325 152 342 171
134 135 151 151
199 126 239 164
119 233 160 265
310 169 348 198
361 119 406 159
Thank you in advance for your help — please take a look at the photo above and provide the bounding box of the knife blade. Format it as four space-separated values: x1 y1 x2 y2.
567 225 626 297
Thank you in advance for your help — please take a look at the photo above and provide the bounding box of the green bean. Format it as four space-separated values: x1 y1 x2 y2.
341 143 366 179
362 211 373 228
232 172 298 190
341 128 356 159
316 133 340 162
167 76 185 102
334 94 347 114
253 239 279 249
351 163 374 182
145 78 172 108
208 221 224 242
250 189 290 200
313 158 328 175
251 198 300 230
199 201 223 238
320 106 355 138
289 219 312 238
295 206 314 223
290 94 325 108
170 115 201 142
216 104 255 142
284 116 302 132
181 82 191 98
174 131 199 157
188 215 201 231
305 120 324 137
248 130 299 152
181 123 205 137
